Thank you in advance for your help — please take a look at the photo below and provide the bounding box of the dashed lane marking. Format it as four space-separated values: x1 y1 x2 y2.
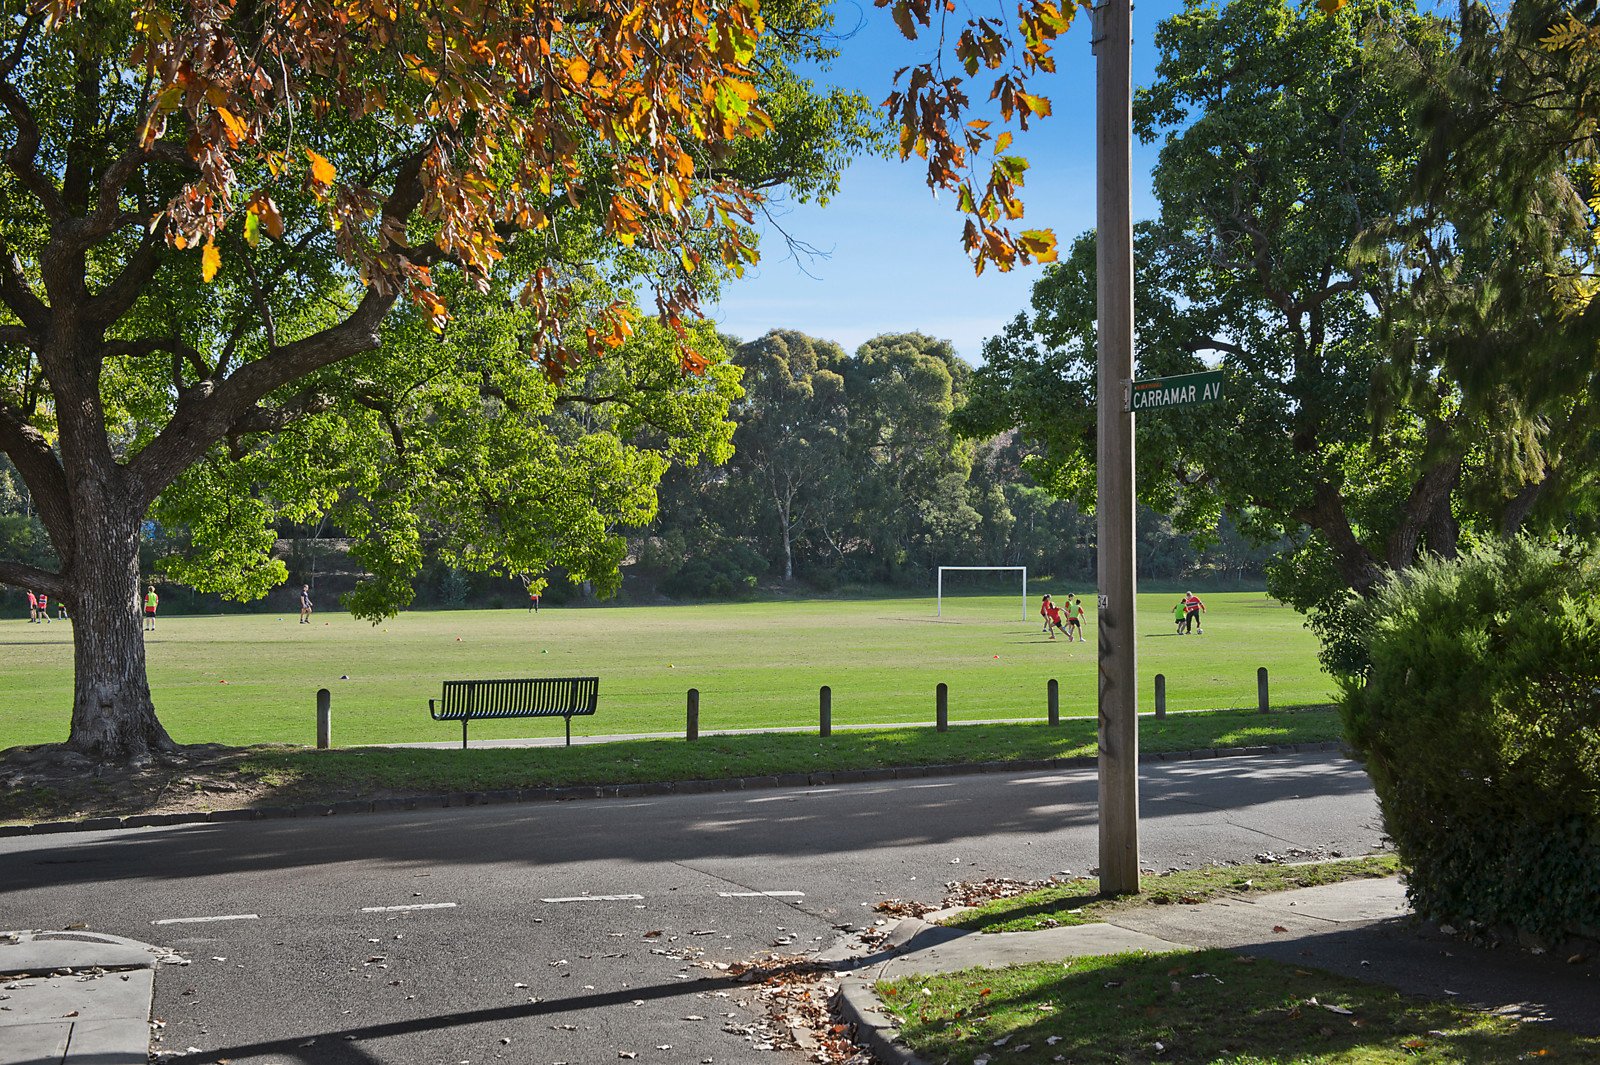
538 894 646 903
716 891 806 898
360 902 460 913
152 914 261 925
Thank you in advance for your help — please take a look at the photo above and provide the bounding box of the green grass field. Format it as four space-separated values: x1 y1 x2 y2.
0 590 1331 748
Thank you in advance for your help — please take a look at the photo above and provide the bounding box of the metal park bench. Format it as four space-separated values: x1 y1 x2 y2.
429 677 599 749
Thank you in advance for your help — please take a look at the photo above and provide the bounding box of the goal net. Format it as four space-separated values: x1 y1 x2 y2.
936 566 1027 620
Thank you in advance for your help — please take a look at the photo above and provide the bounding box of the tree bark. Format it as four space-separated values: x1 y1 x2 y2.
1295 480 1386 596
64 491 174 764
779 495 794 582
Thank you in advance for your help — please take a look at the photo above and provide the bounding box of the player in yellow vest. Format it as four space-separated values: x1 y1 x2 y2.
144 585 159 631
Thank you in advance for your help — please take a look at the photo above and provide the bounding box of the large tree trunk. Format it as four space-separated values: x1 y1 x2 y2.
65 500 174 764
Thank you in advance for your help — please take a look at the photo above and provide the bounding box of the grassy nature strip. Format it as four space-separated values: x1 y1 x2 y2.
0 707 1341 824
241 707 1343 797
944 853 1401 935
877 949 1599 1064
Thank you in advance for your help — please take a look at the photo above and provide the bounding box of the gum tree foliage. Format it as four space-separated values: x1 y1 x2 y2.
843 332 978 581
723 329 849 583
0 0 879 762
959 0 1599 637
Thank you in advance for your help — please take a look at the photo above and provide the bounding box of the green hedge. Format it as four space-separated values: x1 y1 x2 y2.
1338 537 1600 942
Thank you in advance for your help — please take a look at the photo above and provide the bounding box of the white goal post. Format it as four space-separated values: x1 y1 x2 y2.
936 566 1028 620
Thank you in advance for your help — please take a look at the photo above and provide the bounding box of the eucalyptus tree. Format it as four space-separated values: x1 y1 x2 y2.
726 330 849 582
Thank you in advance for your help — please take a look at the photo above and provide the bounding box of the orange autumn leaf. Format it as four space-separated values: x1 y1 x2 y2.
201 239 221 282
305 149 336 187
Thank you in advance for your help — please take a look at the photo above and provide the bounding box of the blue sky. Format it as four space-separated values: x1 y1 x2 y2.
707 0 1191 364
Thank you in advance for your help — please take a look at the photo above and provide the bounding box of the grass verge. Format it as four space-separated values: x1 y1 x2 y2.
0 706 1342 825
877 949 1600 1064
944 854 1399 934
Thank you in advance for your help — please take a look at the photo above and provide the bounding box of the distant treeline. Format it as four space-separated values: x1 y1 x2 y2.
0 332 1272 615
633 330 1275 601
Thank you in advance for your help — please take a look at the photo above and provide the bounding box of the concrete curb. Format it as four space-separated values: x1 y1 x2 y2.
834 977 931 1065
0 741 1350 838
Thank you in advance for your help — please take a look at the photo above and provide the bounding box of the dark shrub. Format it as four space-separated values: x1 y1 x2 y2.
1338 537 1600 942
659 539 766 600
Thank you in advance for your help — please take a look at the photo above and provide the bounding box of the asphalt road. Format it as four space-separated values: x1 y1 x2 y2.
0 751 1384 1064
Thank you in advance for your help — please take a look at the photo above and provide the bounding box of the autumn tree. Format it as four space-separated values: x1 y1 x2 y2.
0 0 881 762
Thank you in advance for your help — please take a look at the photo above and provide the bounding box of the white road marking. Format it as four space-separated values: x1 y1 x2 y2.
152 914 260 925
538 894 646 903
716 891 805 898
360 902 459 913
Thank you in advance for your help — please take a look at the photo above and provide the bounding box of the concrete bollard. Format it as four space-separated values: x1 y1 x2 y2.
820 685 832 737
316 688 331 749
687 688 700 741
1048 679 1060 727
936 683 949 732
1154 673 1166 719
1258 667 1270 714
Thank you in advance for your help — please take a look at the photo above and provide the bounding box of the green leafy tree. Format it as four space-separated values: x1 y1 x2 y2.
958 0 1593 618
0 0 876 762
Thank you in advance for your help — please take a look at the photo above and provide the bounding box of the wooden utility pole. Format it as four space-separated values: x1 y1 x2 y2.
1093 0 1141 896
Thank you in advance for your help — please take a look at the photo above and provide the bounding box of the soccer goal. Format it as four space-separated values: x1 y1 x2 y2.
936 566 1028 619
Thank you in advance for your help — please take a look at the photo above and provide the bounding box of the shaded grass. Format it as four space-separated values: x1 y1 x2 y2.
945 854 1400 934
879 949 1600 1064
0 706 1342 824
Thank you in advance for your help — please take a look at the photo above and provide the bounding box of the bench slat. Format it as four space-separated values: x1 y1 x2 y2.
429 677 600 721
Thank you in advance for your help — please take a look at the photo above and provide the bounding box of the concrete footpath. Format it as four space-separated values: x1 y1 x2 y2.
834 876 1600 1065
0 930 171 1065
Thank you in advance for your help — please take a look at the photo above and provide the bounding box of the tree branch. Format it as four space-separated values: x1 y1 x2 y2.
0 74 65 219
127 283 397 509
1183 338 1250 361
1291 480 1386 595
0 324 36 349
0 403 73 555
228 387 338 434
0 234 49 331
1499 476 1548 537
0 559 67 599
101 336 210 381
85 222 166 329
127 151 427 506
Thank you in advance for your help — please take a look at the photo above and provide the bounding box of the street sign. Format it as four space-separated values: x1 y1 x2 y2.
1126 369 1223 413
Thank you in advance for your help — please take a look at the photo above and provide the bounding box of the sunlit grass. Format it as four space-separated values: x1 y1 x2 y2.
1 590 1327 748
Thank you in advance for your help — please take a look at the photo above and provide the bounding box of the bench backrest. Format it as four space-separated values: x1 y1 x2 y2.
435 677 599 720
